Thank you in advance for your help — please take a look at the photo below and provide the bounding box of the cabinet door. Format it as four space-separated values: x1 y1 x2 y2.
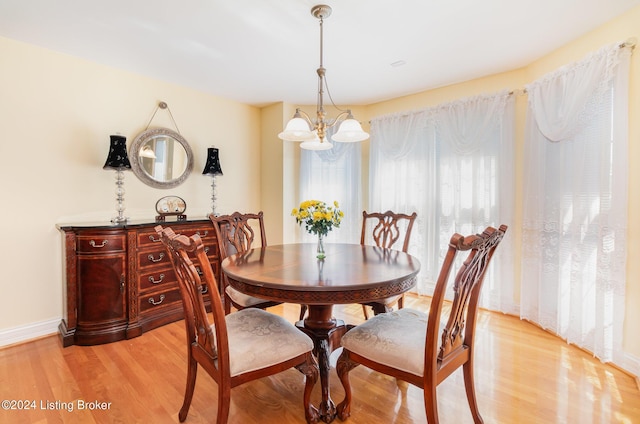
77 253 127 326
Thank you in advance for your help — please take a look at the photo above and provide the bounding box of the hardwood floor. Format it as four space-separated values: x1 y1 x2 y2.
1 294 639 423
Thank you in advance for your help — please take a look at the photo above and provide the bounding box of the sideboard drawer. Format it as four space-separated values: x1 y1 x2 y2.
139 288 182 314
139 268 176 292
77 234 126 253
137 225 217 249
138 249 171 268
137 229 165 248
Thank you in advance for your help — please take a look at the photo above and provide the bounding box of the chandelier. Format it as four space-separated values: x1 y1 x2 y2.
278 4 369 150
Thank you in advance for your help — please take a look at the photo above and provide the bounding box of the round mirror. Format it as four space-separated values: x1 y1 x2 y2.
129 128 194 189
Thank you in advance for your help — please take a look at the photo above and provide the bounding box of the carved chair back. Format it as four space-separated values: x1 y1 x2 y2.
359 210 418 318
210 211 278 314
210 211 267 259
428 224 508 381
360 210 417 253
155 225 226 377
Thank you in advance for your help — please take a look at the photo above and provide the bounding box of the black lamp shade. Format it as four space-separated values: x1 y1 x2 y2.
202 147 223 175
103 135 132 170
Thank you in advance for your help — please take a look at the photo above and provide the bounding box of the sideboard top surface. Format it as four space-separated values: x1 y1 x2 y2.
56 218 212 231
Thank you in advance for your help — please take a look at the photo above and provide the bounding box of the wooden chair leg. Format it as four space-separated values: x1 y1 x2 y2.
178 356 198 422
336 350 360 420
463 360 484 423
424 384 439 424
362 304 370 320
216 384 232 424
223 291 232 315
299 304 308 321
398 294 404 310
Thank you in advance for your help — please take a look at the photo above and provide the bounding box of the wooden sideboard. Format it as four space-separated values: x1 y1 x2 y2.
57 219 219 347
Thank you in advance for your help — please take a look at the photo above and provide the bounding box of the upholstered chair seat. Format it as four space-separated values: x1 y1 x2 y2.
225 286 273 310
340 308 444 377
225 308 314 376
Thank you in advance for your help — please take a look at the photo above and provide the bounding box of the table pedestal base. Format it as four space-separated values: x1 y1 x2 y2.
296 305 349 423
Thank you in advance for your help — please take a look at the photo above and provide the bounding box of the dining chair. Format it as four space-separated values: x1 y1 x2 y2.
155 225 319 424
359 210 418 319
209 211 283 315
336 224 508 424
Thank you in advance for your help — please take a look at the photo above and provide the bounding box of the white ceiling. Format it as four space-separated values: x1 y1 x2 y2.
1 0 638 107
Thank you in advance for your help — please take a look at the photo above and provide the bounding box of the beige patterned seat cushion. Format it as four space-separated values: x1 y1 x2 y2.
224 308 314 376
341 308 442 377
226 286 270 307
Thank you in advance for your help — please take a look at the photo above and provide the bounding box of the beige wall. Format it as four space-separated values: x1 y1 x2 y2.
0 36 262 332
259 103 284 244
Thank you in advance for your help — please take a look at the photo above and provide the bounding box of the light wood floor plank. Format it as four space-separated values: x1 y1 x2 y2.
0 294 639 423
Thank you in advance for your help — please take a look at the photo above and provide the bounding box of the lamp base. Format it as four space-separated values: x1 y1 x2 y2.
111 169 128 225
111 215 128 225
208 175 219 218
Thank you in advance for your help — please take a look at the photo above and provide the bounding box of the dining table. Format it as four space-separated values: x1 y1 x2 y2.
221 242 421 423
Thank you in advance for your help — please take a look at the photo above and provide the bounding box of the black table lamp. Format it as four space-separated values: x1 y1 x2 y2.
202 147 223 216
103 135 132 224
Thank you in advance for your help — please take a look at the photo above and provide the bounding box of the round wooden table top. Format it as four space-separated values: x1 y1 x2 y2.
221 243 421 305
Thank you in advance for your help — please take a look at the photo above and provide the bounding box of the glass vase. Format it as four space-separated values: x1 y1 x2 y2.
317 234 326 259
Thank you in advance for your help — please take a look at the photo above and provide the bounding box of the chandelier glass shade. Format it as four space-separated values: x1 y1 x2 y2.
279 114 315 141
278 4 369 149
300 131 333 150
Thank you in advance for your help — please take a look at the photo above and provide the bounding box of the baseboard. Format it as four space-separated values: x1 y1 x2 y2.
623 352 640 389
0 318 59 348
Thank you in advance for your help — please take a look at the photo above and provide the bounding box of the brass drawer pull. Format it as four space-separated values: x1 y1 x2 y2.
148 235 161 243
148 295 165 306
148 274 165 284
196 230 209 237
89 239 108 248
147 253 165 263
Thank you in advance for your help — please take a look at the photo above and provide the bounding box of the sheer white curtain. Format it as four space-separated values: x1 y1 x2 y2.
521 42 631 363
435 93 516 313
298 128 362 244
369 110 438 282
370 91 516 313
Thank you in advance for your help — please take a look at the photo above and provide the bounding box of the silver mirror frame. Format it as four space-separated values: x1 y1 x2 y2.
129 127 194 189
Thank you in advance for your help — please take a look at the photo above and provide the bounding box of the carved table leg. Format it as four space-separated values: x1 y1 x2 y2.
296 305 348 424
